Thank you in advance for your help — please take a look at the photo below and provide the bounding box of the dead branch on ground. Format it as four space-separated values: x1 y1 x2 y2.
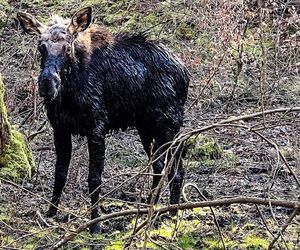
50 196 299 249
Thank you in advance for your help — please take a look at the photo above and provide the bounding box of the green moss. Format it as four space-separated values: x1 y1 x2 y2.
102 9 130 26
177 234 197 249
288 24 298 35
203 237 239 249
185 135 222 165
16 0 72 8
203 237 224 249
2 235 14 245
0 0 9 28
241 235 269 249
230 26 274 64
105 241 125 250
142 13 157 26
0 129 34 181
0 207 9 221
123 14 139 31
193 207 210 216
0 80 8 125
151 223 174 239
111 154 141 168
0 76 34 182
176 24 197 40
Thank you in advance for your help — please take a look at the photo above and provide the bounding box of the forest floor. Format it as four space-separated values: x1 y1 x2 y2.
0 1 300 249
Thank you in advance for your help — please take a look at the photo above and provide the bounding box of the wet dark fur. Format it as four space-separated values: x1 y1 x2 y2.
46 31 190 233
47 33 189 133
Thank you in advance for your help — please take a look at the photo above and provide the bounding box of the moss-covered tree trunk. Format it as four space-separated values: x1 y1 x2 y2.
0 92 10 155
0 75 34 181
0 76 10 155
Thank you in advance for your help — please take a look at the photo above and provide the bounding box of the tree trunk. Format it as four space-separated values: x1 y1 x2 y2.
0 75 35 181
0 77 10 155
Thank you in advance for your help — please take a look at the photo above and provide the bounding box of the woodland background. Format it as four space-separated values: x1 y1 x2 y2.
0 0 299 249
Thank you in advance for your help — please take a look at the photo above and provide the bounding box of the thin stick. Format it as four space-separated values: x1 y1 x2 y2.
268 208 299 250
183 183 226 250
50 196 300 250
179 107 300 140
0 177 79 218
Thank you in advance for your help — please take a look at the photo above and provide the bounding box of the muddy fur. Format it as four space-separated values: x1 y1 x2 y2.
18 8 190 234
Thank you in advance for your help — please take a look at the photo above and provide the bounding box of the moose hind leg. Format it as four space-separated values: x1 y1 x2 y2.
167 142 185 216
148 137 171 204
153 123 183 206
148 157 165 204
168 156 184 205
87 133 105 234
137 125 163 204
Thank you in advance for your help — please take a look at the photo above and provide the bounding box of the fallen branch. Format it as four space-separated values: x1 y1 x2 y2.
50 196 300 249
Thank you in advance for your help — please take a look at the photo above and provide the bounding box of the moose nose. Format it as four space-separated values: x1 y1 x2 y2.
39 76 59 98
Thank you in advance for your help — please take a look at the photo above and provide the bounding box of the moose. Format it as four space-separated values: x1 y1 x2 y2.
17 7 190 233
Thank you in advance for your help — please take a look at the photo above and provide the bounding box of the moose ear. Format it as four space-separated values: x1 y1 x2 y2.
68 7 92 35
17 12 45 35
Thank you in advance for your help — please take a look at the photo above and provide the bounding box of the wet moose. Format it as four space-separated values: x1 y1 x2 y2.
17 7 190 233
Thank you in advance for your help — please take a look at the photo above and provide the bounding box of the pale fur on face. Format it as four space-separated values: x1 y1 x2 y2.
37 14 112 62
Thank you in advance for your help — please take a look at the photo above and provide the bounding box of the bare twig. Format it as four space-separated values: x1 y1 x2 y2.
268 208 299 250
255 204 276 240
258 0 267 126
179 107 300 140
252 130 300 187
183 183 226 250
174 107 300 187
0 177 79 218
50 196 300 249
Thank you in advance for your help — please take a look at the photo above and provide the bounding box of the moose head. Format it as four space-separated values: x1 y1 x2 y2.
17 7 92 100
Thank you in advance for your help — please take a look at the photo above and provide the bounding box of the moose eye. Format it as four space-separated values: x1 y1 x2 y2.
65 45 72 55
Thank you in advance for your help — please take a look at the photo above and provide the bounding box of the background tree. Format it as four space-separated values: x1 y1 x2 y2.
0 76 34 181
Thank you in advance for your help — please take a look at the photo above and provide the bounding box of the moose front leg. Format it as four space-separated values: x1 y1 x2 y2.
87 130 105 234
47 129 72 217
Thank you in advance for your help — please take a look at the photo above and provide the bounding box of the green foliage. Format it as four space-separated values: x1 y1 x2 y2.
230 26 273 64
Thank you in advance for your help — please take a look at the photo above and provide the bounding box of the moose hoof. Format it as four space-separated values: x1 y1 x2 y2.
46 207 57 217
89 223 101 234
169 208 178 216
